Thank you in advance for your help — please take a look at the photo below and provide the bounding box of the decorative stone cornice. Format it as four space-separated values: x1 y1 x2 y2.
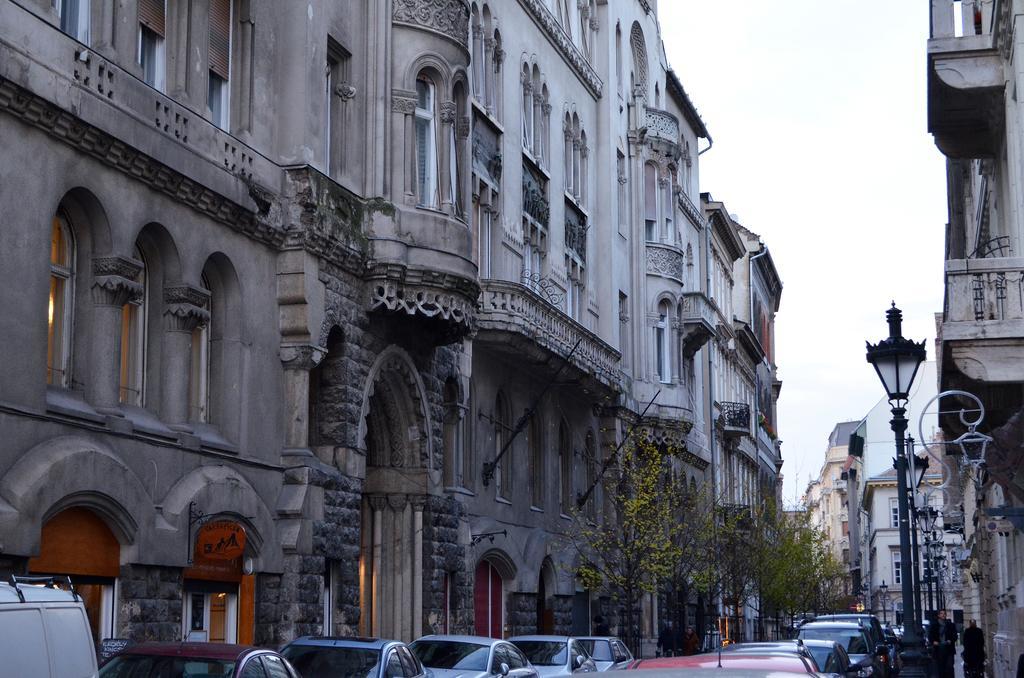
391 90 417 114
393 0 470 48
516 0 603 98
164 283 210 309
163 283 210 332
279 344 327 371
91 256 144 306
367 269 478 341
0 78 285 249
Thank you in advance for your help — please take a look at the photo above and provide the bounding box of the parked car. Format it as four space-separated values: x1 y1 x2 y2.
575 637 633 672
811 614 890 676
605 669 813 678
281 635 426 678
98 642 299 677
0 575 98 678
411 635 539 678
718 640 855 677
510 636 596 676
629 653 820 674
797 621 883 677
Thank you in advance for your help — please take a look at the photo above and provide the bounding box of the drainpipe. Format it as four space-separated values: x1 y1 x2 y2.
698 134 714 156
748 246 770 485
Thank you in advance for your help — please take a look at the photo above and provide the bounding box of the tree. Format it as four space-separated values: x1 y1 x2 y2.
568 439 685 656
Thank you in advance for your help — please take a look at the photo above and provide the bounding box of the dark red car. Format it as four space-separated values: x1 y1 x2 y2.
629 653 819 675
99 642 300 678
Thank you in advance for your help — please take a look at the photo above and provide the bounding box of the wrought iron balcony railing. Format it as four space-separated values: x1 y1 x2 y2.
719 401 750 437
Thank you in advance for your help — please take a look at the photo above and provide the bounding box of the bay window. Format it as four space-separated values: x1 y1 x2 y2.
47 214 75 387
415 76 438 208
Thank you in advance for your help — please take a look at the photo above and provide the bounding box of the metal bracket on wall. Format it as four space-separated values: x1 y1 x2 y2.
470 530 507 546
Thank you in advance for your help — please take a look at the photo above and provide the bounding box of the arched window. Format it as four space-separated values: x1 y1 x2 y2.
529 417 544 508
452 81 467 218
495 391 512 498
415 74 439 208
531 66 543 159
615 23 623 94
563 113 573 194
471 5 484 96
539 83 550 163
571 114 581 199
644 163 658 242
655 300 670 384
579 129 588 207
490 29 502 119
119 246 147 406
521 64 533 152
663 171 674 244
629 22 648 95
189 273 212 422
559 420 572 514
584 431 597 519
48 213 75 387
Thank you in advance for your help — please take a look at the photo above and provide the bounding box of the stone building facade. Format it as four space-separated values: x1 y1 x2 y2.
0 0 783 651
928 1 1024 674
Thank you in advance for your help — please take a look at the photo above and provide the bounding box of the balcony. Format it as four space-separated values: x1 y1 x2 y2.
476 280 622 391
681 292 716 359
942 256 1024 381
646 244 684 282
644 106 680 143
928 0 1005 158
719 402 750 438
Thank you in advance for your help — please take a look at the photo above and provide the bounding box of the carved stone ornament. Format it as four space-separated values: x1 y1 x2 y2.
335 83 357 101
646 246 684 280
439 101 457 125
391 91 417 114
541 102 553 115
162 283 211 331
516 0 602 97
589 17 599 31
91 256 144 306
392 0 470 48
279 344 327 371
493 46 505 66
457 116 471 139
369 280 477 333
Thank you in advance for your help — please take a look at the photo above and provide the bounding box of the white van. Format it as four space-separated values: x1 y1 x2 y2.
0 575 98 678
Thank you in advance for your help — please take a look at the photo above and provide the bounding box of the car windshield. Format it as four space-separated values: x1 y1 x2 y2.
280 645 381 678
410 641 489 671
513 641 567 666
805 646 833 671
99 656 235 677
578 640 611 661
799 629 869 655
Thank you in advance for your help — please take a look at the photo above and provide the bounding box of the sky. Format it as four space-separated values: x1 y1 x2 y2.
657 1 948 505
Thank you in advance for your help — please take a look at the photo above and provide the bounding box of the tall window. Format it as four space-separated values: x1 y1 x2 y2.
443 379 464 488
662 177 673 244
138 0 166 91
892 552 902 586
655 301 670 384
494 391 512 499
189 275 211 423
615 24 622 95
890 498 900 528
207 0 231 130
644 164 658 241
415 76 438 208
56 0 90 44
529 418 544 508
119 247 147 406
48 214 74 387
616 151 627 235
584 431 597 519
559 421 572 514
521 65 533 152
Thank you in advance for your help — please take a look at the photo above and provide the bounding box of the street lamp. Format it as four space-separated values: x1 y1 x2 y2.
879 580 889 624
866 303 928 678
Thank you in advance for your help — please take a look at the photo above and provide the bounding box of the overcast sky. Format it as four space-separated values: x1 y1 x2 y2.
657 1 948 505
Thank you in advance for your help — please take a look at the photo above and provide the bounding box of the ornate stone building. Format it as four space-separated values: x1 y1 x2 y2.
0 0 783 651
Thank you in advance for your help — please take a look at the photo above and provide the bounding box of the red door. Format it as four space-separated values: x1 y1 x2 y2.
474 561 503 637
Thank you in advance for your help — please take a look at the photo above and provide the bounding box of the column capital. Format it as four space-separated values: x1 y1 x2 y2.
440 101 457 125
279 343 326 370
391 90 418 115
368 495 387 511
409 495 427 511
91 255 143 306
163 283 211 332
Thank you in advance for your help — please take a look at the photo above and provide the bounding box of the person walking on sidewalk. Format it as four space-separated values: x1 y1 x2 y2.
962 620 984 677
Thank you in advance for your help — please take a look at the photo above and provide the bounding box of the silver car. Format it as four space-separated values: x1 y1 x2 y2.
411 635 539 678
574 637 633 672
510 636 597 677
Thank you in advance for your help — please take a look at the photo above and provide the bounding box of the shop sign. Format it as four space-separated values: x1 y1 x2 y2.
196 521 246 560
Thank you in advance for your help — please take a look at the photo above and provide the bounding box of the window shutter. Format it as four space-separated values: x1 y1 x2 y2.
138 0 165 37
209 0 231 80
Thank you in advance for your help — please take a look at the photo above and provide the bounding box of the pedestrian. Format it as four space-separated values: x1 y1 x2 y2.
683 625 700 656
593 615 610 636
962 619 984 676
928 611 942 676
658 620 675 657
942 613 958 678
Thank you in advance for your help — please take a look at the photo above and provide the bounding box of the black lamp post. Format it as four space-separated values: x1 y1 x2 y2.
866 303 928 677
879 580 889 624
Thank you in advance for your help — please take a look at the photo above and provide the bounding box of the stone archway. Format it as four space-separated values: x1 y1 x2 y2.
358 347 433 642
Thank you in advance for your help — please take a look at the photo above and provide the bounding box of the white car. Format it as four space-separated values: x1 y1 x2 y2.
510 636 597 678
575 637 633 672
0 575 98 678
412 634 540 678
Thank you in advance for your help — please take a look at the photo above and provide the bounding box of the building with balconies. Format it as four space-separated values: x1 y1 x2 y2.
928 0 1024 673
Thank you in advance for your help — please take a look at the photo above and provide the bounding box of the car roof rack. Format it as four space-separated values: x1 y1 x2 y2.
8 574 79 603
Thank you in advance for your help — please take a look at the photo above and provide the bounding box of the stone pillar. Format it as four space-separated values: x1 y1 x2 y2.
370 495 385 637
280 344 325 458
161 284 210 431
439 101 456 213
412 496 425 639
391 92 417 202
483 36 495 113
88 256 143 415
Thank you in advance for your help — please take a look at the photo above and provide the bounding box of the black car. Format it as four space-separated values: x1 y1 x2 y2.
810 615 891 677
798 622 885 678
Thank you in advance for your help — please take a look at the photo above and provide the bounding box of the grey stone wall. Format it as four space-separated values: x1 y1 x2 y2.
316 469 364 634
422 493 467 634
118 565 183 641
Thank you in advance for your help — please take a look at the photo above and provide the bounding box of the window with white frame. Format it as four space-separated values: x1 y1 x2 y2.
207 0 231 130
415 75 439 208
138 0 166 91
655 301 670 383
662 175 674 244
56 0 90 44
48 214 75 388
565 201 586 322
522 160 548 283
188 274 211 423
890 498 900 528
644 163 658 241
892 551 902 585
521 65 533 152
119 247 147 407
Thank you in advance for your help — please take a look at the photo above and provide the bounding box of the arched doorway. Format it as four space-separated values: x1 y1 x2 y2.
474 559 504 638
28 507 121 644
358 349 431 642
537 558 556 633
182 520 254 644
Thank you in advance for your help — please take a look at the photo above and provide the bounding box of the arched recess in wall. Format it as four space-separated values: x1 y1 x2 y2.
536 556 558 633
474 548 516 638
198 252 242 442
629 21 648 95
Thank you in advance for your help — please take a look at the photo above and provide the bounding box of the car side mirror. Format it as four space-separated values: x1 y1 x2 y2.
499 662 510 676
